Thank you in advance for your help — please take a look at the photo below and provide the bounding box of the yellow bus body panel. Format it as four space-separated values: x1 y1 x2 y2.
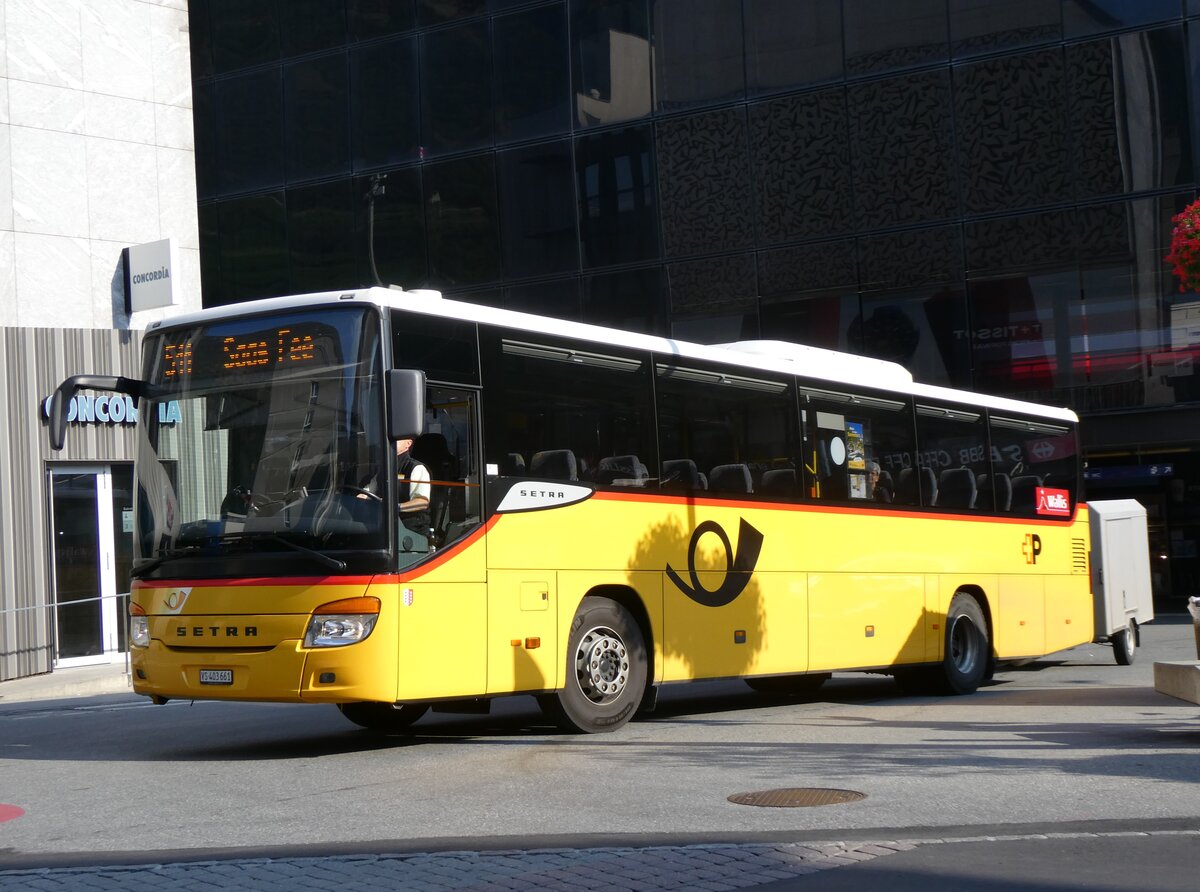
130 494 1095 705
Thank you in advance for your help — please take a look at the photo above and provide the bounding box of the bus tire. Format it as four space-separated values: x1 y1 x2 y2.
938 594 990 694
338 701 429 732
1111 620 1137 666
897 595 990 695
539 597 647 734
746 673 830 695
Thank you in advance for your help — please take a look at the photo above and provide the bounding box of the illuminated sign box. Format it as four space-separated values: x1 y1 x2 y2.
123 238 179 313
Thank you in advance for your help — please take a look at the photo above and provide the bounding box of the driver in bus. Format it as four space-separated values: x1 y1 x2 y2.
396 438 431 536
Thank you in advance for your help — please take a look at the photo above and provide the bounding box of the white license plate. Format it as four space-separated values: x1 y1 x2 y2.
199 669 233 685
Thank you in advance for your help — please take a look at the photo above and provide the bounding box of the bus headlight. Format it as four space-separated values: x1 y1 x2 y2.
304 597 381 648
130 603 150 648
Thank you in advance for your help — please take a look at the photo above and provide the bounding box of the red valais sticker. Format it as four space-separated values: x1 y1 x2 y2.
1036 487 1071 516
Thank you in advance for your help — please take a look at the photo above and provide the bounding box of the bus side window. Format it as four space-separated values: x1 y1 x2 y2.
655 362 799 501
801 387 916 505
483 335 655 495
916 404 988 511
988 415 1078 518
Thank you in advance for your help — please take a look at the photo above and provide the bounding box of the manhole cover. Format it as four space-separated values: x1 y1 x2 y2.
728 788 866 808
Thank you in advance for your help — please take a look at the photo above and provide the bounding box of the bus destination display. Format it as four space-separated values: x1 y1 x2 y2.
157 323 331 383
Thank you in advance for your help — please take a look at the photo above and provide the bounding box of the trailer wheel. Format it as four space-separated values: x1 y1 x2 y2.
338 702 429 732
1111 620 1137 666
538 597 647 734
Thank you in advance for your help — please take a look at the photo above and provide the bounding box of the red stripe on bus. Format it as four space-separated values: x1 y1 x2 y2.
131 515 502 590
590 488 1085 525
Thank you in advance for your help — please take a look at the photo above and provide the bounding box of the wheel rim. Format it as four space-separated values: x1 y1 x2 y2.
574 625 629 705
1123 622 1136 657
948 614 980 675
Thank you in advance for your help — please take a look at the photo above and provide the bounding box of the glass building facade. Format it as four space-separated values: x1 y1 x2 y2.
190 0 1200 606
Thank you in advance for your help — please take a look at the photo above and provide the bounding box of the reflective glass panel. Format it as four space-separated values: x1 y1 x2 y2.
503 279 582 321
287 180 357 293
1063 0 1182 38
849 71 957 224
1067 27 1193 199
355 169 427 290
656 108 753 257
494 4 571 143
211 0 278 72
844 0 948 75
651 0 745 110
954 49 1069 212
576 125 660 266
284 54 350 183
571 0 652 128
581 266 666 334
282 0 346 56
216 69 284 196
351 37 420 169
744 0 842 94
949 0 1061 57
424 155 502 287
498 142 579 277
216 193 289 304
420 22 494 156
750 90 852 242
347 0 416 40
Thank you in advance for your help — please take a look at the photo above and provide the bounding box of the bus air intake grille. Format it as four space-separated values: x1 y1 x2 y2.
1071 538 1088 574
727 788 866 808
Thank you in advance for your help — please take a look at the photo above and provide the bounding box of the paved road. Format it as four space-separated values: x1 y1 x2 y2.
1 617 1197 889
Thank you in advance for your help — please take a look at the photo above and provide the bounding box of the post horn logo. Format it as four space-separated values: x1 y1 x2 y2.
162 588 191 614
666 519 765 608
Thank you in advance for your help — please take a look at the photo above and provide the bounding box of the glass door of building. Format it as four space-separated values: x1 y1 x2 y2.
49 465 134 666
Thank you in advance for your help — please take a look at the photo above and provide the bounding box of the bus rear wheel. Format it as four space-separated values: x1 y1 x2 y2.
338 701 429 732
896 595 989 695
539 597 647 734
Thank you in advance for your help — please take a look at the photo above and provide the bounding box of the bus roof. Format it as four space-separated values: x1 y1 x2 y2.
149 286 1079 425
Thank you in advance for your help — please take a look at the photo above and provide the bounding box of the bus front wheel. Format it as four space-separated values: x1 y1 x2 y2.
539 597 647 734
338 701 429 732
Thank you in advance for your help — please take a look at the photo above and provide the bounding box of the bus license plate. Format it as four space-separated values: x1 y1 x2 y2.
199 669 233 685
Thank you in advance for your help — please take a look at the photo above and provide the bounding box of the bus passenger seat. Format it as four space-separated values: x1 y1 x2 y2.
761 467 798 496
1010 475 1043 512
661 458 704 490
530 449 579 481
938 468 978 509
597 455 648 485
977 473 1012 512
896 467 938 506
709 463 753 494
502 453 526 475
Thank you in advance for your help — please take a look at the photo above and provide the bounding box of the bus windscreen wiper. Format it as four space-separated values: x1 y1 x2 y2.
220 532 347 572
131 546 206 578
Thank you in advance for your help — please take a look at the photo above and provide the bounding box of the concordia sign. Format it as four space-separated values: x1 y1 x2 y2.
40 394 181 426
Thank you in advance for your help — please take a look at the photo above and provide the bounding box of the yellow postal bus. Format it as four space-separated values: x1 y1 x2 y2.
49 287 1098 733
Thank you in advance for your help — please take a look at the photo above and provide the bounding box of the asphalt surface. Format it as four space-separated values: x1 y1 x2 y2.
2 623 1198 891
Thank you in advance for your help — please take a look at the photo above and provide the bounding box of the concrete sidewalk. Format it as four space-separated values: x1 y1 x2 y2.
0 661 132 704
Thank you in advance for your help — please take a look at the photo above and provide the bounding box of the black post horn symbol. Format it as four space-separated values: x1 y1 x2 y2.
666 518 764 608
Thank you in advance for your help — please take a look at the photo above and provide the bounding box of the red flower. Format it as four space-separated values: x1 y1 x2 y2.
1167 197 1200 293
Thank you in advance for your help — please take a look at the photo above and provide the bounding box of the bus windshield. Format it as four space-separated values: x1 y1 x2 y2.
135 306 386 573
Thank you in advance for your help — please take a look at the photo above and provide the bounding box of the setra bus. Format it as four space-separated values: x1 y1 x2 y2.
48 287 1098 733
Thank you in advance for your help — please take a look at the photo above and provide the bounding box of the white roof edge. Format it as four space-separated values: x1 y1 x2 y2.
149 287 1077 424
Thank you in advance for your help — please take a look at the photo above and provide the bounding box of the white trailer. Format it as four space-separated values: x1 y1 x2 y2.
1089 499 1154 665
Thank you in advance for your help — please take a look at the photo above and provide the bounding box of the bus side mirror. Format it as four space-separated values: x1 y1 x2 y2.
387 369 426 440
47 385 72 451
46 375 155 450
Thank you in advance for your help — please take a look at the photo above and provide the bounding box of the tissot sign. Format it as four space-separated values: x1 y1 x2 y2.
123 238 179 313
